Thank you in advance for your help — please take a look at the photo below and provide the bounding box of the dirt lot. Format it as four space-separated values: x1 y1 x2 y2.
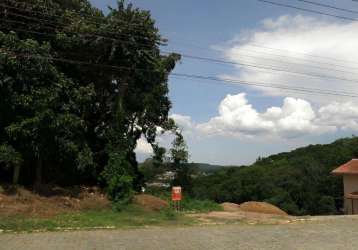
188 210 294 225
0 186 110 217
2 215 358 250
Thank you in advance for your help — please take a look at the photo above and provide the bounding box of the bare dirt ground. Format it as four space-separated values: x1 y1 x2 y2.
188 210 295 225
0 186 110 217
2 215 358 250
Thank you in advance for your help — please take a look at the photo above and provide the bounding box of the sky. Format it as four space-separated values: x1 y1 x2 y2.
90 0 358 165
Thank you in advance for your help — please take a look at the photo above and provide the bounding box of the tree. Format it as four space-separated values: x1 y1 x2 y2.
192 137 358 215
0 32 94 186
0 144 22 184
0 0 180 204
170 131 193 193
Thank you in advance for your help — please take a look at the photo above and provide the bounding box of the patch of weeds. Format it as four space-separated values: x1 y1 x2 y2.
161 208 178 221
0 205 196 233
181 198 223 213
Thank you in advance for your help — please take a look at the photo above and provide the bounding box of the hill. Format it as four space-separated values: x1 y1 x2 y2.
189 163 229 174
192 137 358 216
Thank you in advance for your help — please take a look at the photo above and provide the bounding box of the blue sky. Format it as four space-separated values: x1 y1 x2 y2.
90 0 358 165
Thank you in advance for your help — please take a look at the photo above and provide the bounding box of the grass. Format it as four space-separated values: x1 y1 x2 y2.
145 188 223 213
0 205 195 233
180 198 223 213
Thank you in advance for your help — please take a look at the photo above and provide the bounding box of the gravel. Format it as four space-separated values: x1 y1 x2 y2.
1 216 358 250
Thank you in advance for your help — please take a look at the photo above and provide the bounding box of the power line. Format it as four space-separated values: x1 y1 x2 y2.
232 47 358 72
167 33 358 72
3 10 156 40
296 0 358 15
169 33 358 69
0 14 159 44
172 52 358 84
256 0 358 21
4 6 358 87
4 2 358 70
1 0 137 27
247 43 358 67
0 2 159 34
0 20 162 50
4 23 358 86
3 2 358 99
172 73 358 98
2 48 358 98
170 75 355 99
215 50 358 75
4 0 358 73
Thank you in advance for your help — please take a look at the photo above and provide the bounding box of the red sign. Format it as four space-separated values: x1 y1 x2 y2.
171 186 182 201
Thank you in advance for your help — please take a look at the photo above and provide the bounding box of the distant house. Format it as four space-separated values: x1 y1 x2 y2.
332 159 358 214
146 171 175 189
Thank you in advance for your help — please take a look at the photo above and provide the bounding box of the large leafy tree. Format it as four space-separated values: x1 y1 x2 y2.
0 32 94 185
0 0 180 203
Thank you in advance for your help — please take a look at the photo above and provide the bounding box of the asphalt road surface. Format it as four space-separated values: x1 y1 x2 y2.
1 217 358 250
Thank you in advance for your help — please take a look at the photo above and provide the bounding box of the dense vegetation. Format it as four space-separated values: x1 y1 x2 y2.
191 137 358 215
1 1 355 217
0 0 180 207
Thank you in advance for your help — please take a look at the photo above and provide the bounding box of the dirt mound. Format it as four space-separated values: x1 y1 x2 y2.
0 186 110 217
221 202 240 212
239 201 288 216
133 194 169 211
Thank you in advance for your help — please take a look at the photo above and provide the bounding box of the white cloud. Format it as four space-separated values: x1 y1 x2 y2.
135 137 153 155
173 93 358 139
196 93 335 138
134 115 189 158
170 114 193 131
318 102 358 130
198 93 275 136
221 15 358 103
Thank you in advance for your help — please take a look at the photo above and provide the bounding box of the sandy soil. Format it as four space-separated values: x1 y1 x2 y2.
0 186 110 217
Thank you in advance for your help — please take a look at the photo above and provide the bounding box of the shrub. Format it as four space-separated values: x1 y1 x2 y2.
101 152 134 210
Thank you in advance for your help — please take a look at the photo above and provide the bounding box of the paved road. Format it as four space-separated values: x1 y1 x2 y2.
2 217 358 250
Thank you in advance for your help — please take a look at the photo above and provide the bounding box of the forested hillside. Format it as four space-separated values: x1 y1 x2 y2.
192 137 358 215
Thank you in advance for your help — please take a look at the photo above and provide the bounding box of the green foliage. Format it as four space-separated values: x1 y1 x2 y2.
101 152 134 210
169 132 193 193
180 198 223 213
317 196 336 215
170 132 189 167
192 137 358 216
144 189 222 213
0 144 22 168
0 0 180 205
160 208 177 220
139 158 168 182
0 205 194 232
0 31 95 185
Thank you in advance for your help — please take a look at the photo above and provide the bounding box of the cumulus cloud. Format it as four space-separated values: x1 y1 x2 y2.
221 15 358 103
173 93 358 139
135 137 153 155
134 115 188 157
197 93 335 138
317 102 358 130
170 114 193 131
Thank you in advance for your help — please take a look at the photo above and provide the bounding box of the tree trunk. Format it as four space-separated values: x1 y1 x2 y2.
35 158 42 188
12 164 21 185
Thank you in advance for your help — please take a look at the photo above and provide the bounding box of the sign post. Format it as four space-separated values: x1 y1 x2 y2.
171 186 182 212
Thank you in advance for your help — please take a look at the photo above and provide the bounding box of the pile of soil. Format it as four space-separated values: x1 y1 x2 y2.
0 185 110 217
220 202 240 212
132 194 169 211
239 201 287 216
